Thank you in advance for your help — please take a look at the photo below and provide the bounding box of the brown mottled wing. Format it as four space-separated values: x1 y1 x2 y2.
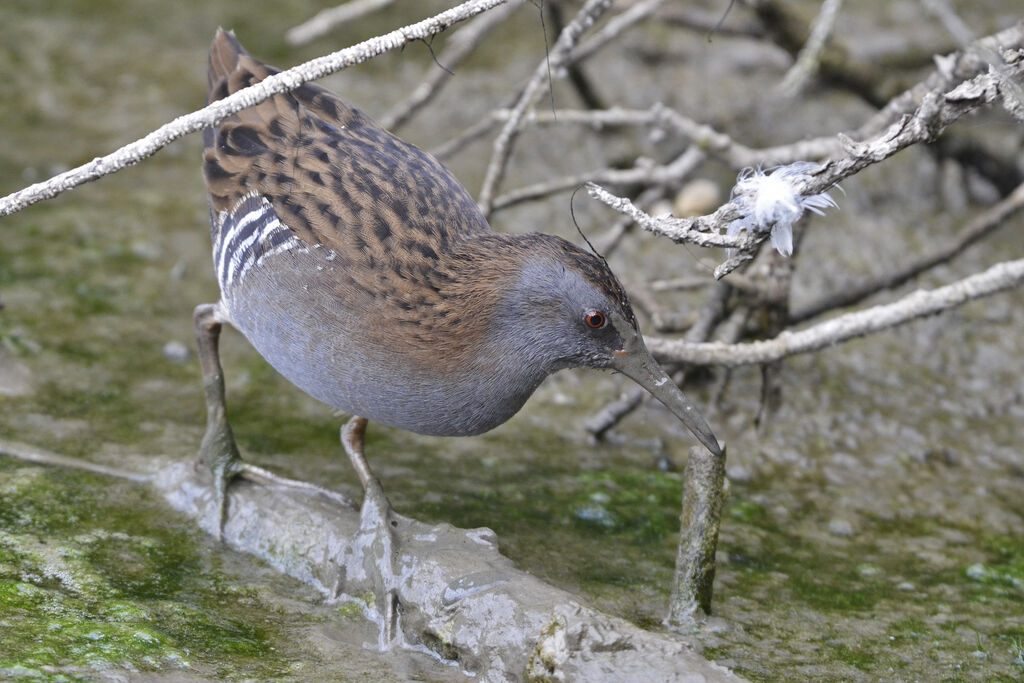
202 30 490 269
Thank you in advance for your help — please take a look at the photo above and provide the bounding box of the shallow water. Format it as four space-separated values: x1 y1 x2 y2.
2 0 1023 680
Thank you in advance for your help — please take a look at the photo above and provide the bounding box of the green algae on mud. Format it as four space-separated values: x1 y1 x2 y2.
0 460 313 679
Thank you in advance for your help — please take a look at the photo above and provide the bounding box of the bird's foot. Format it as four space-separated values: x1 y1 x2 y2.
197 419 357 540
239 463 357 509
196 415 245 541
341 417 400 646
356 477 400 647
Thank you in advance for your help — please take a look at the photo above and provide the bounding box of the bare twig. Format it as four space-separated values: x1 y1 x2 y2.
544 1 607 110
0 439 153 483
919 0 1024 120
597 183 679 256
749 0 900 109
488 103 844 167
285 0 396 46
379 1 524 131
0 0 509 218
569 0 670 65
648 257 1024 367
804 62 1024 195
477 0 613 216
656 6 764 38
776 0 845 98
861 22 1024 138
492 146 704 213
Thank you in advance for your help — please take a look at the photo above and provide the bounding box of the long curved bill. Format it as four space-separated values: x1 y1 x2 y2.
609 323 722 456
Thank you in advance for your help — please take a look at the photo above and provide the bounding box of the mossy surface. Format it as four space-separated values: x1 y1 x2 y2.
0 461 318 680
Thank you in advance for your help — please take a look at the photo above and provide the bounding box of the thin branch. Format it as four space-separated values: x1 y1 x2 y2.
596 184 670 255
491 145 704 213
858 21 1024 137
488 104 845 167
379 0 524 131
803 58 1024 197
647 257 1024 367
544 0 608 110
430 114 498 160
791 180 1024 323
285 0 396 46
918 0 1024 120
776 0 845 98
0 0 509 218
477 0 613 217
656 6 764 38
586 182 747 250
588 56 1023 279
569 0 671 65
0 439 153 483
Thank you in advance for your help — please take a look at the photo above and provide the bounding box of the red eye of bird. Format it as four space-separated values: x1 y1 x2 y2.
584 311 607 329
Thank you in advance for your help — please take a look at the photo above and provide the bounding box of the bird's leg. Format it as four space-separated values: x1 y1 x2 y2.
194 304 354 540
194 303 245 539
341 416 399 645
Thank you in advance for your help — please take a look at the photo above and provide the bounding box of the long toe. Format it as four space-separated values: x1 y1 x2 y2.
354 477 400 647
197 419 244 541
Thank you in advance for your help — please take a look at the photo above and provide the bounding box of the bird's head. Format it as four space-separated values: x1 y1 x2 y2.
486 233 722 456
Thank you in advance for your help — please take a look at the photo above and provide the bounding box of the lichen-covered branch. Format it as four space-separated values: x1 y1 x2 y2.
647 257 1024 367
861 21 1024 138
586 51 1022 279
0 0 509 218
586 182 747 249
791 180 1024 323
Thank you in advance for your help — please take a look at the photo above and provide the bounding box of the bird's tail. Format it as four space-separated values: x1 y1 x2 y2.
207 28 276 104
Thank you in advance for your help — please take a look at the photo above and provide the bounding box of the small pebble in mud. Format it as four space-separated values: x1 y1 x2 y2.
170 260 189 280
654 454 676 472
828 518 856 537
674 179 721 218
130 241 162 261
162 340 191 363
726 464 753 483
